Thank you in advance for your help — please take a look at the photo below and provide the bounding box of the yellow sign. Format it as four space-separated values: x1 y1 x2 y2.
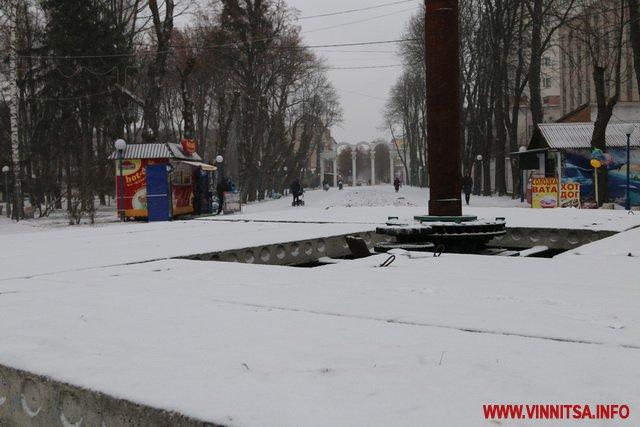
532 177 558 208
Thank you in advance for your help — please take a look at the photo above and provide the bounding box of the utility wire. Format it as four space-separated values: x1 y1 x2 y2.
328 64 405 70
19 39 419 60
296 0 415 20
305 6 418 34
334 87 388 101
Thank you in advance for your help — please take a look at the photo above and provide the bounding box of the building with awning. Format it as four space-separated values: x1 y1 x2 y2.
108 142 217 220
511 122 640 208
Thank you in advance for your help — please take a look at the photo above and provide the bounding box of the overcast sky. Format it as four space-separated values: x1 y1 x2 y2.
285 0 421 143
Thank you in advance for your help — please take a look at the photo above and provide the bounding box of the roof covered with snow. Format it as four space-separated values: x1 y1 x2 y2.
537 122 640 149
107 142 203 161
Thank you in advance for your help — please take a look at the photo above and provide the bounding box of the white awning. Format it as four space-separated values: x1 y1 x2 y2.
180 161 217 171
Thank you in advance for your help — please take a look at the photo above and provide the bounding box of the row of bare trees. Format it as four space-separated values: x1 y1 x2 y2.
0 0 341 221
385 0 640 203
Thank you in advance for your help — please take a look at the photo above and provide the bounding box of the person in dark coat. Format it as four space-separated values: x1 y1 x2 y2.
393 176 401 192
216 176 228 214
290 179 302 206
462 172 473 205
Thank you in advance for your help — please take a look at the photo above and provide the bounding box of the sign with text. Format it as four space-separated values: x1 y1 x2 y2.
560 181 581 208
531 177 558 208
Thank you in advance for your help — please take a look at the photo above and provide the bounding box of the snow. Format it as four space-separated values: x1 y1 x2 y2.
0 185 639 426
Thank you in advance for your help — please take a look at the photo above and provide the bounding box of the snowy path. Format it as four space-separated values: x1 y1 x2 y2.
0 186 639 426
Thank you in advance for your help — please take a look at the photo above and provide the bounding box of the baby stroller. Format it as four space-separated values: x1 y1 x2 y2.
292 190 305 206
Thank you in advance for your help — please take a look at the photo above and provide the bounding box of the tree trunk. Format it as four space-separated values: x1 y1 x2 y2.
142 0 174 142
527 0 544 125
628 0 640 98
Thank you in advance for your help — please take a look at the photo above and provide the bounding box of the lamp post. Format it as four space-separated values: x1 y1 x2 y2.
519 146 527 203
283 166 288 195
2 165 9 218
474 154 483 196
166 164 174 219
114 139 127 221
215 155 224 182
257 160 262 201
215 155 224 212
623 123 635 210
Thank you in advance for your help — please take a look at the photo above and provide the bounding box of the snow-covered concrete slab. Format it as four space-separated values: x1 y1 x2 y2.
1 253 639 426
0 220 375 281
1 185 639 426
560 226 640 258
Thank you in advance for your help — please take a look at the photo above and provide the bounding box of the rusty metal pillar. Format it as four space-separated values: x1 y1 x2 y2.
425 0 462 216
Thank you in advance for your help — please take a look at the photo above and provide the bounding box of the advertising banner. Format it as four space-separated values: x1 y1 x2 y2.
531 177 558 208
171 161 194 216
115 159 161 217
563 148 640 207
560 181 581 208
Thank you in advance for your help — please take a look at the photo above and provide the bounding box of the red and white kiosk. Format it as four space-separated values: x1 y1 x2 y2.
108 140 215 220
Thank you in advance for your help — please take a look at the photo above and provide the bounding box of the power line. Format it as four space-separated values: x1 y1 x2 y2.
297 0 415 20
328 64 405 70
18 39 419 60
26 91 111 101
334 87 388 101
305 6 418 35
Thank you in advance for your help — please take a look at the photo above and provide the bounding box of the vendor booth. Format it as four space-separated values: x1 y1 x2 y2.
108 141 216 221
512 122 640 209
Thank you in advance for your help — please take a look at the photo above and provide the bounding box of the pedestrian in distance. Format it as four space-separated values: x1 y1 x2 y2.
291 179 302 206
462 171 473 205
393 176 401 192
216 176 230 214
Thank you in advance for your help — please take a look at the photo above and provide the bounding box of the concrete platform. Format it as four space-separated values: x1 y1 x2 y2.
1 202 639 426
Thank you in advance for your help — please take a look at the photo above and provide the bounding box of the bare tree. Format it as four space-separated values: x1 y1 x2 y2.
141 0 174 142
565 0 628 203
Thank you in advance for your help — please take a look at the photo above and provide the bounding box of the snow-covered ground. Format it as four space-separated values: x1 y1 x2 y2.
0 185 639 426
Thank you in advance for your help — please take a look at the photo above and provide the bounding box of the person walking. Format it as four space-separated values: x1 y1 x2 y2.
462 171 473 205
216 176 229 214
291 178 302 206
393 176 401 192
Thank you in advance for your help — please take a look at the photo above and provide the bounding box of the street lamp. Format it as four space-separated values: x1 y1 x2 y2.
114 139 127 221
2 165 9 218
519 146 527 202
622 123 635 210
474 154 483 196
215 154 224 184
166 164 174 219
257 160 262 201
283 166 288 195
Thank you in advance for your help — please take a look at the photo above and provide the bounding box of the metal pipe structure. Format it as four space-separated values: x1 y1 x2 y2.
425 0 462 216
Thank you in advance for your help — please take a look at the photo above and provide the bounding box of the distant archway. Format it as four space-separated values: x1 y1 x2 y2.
321 141 398 186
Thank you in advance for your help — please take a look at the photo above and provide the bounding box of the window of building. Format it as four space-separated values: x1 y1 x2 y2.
542 56 552 67
543 77 552 89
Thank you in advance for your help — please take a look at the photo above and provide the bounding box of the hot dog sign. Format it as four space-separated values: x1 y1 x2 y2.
531 178 580 209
